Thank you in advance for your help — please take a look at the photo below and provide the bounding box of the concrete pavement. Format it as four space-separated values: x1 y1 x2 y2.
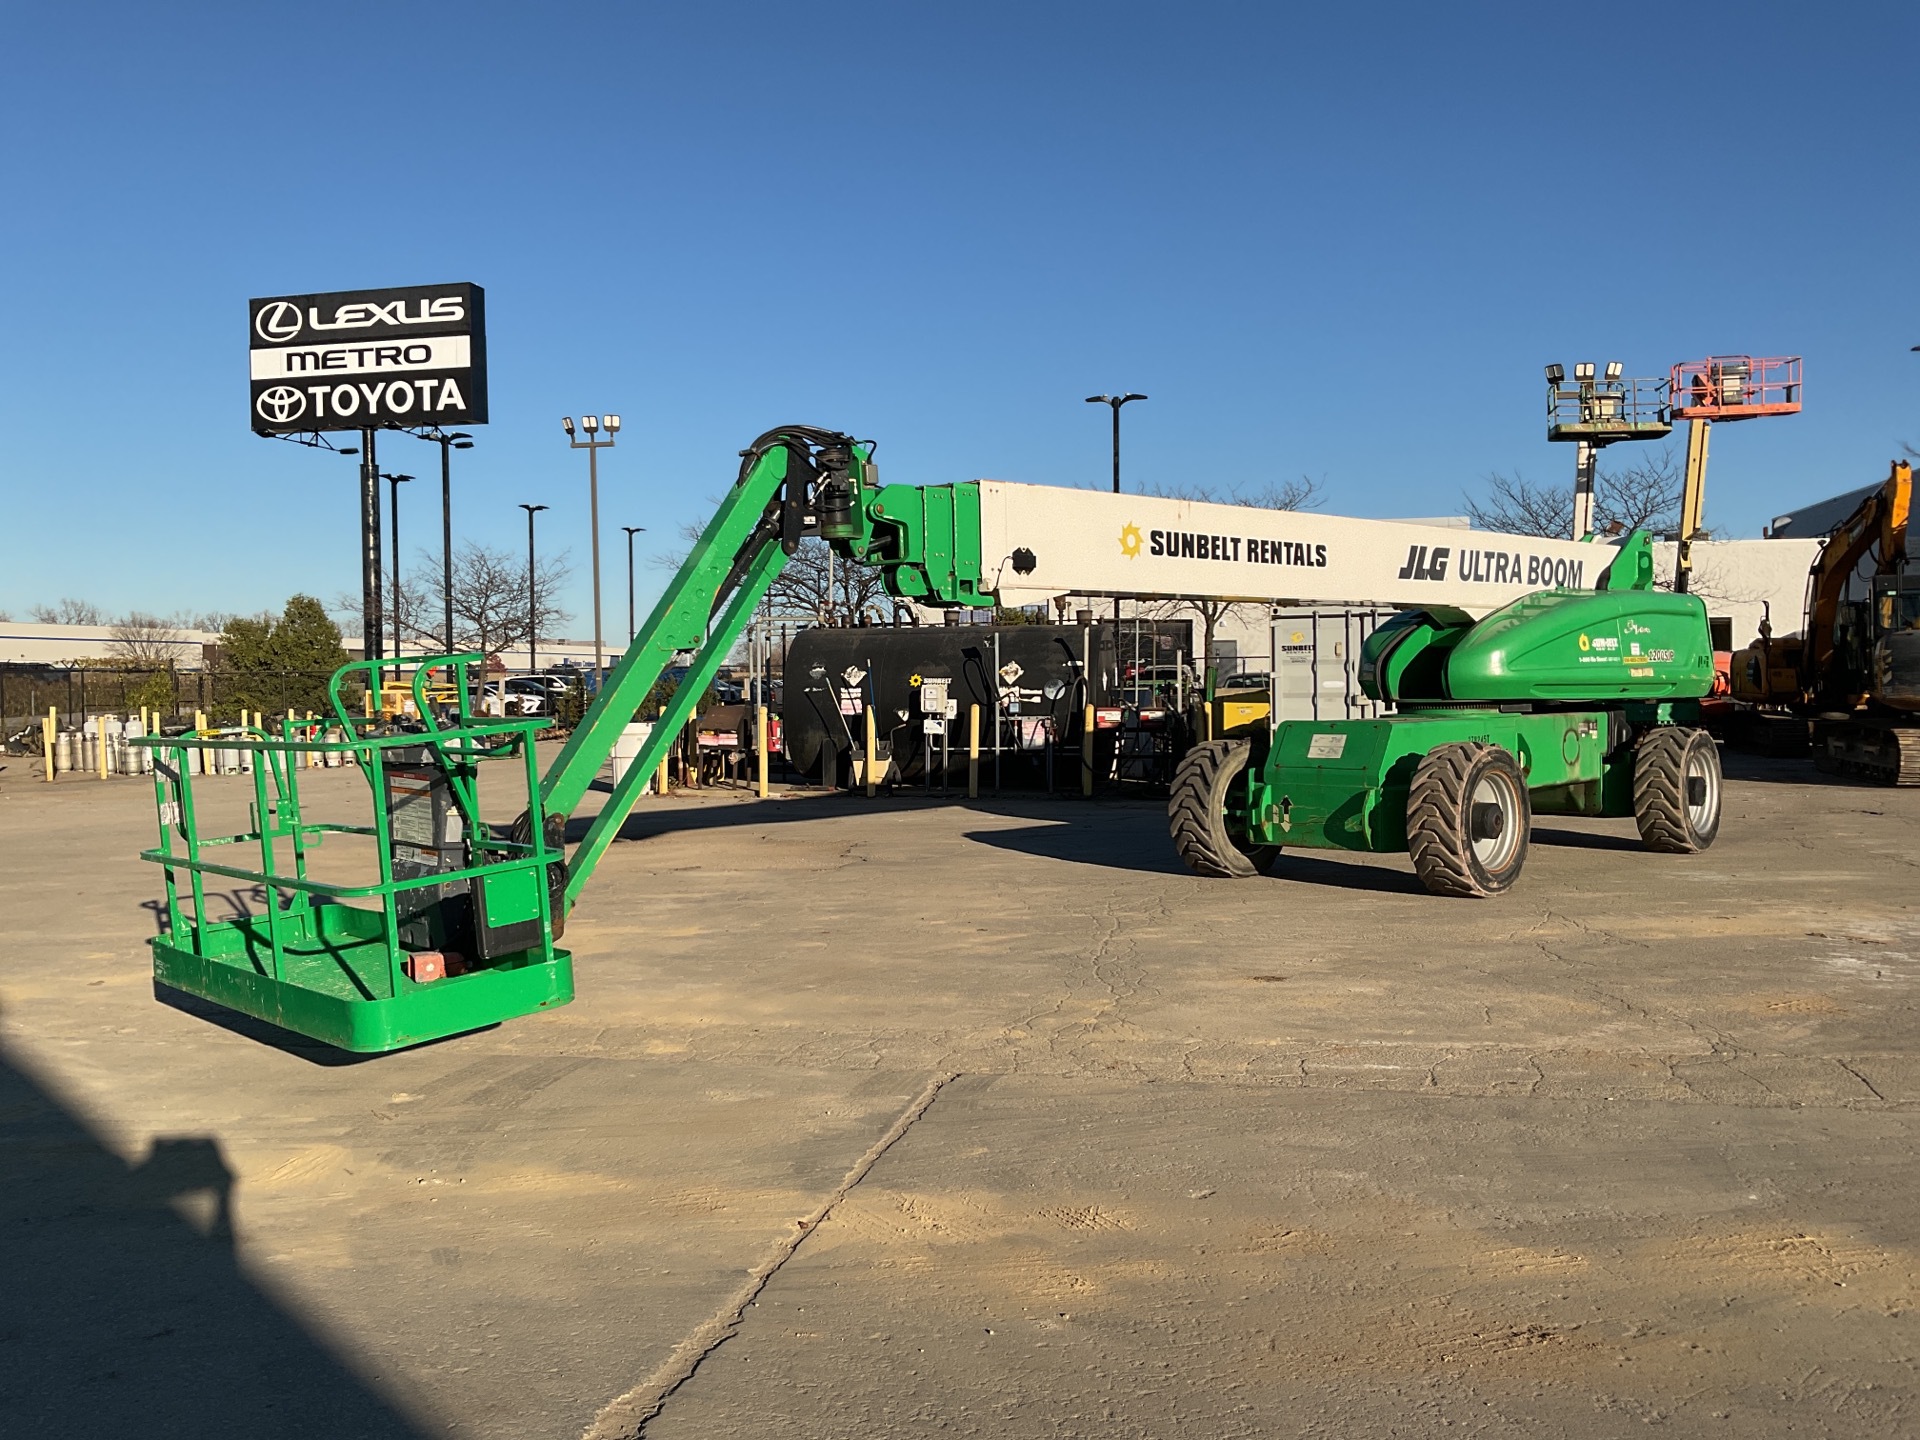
2 750 1915 1436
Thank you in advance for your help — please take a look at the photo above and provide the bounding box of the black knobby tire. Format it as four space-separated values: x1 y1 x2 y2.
1633 726 1721 853
1168 739 1278 879
1406 742 1531 898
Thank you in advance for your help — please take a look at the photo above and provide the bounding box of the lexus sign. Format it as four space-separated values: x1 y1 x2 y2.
248 283 488 433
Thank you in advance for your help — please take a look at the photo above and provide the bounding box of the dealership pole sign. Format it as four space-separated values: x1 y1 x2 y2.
248 282 487 434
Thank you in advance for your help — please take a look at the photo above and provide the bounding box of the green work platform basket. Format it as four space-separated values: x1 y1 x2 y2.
136 656 573 1054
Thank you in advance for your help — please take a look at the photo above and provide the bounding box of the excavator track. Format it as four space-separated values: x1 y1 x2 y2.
1812 718 1920 786
1891 729 1920 786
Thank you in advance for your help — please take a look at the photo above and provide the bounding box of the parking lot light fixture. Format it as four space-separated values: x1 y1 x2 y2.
519 502 549 675
563 413 618 686
621 526 646 642
1085 392 1148 628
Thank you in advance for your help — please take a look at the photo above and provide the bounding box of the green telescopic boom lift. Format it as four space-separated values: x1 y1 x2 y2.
134 425 1720 1053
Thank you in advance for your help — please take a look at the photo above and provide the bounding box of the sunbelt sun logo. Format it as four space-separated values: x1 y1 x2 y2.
1119 523 1143 557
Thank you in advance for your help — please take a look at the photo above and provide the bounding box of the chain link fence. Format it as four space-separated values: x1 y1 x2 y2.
1 665 361 751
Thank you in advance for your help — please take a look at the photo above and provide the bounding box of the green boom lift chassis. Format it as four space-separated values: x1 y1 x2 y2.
1169 532 1724 896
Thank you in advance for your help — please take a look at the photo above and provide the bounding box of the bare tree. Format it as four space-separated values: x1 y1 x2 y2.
1144 474 1324 512
1461 472 1572 538
108 611 189 665
437 542 573 658
1601 446 1685 535
766 537 894 623
30 597 107 625
1466 447 1683 539
653 515 893 626
332 543 573 660
1137 475 1328 671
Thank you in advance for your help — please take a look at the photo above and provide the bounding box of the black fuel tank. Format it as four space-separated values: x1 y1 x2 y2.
780 619 1192 785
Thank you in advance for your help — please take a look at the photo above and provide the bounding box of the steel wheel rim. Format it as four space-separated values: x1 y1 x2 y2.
1686 746 1719 831
1469 770 1521 872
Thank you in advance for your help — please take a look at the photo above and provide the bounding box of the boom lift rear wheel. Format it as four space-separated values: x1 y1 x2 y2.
1168 739 1278 878
1633 727 1721 852
1406 742 1531 898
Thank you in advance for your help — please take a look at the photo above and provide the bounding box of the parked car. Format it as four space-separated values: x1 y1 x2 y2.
468 677 559 717
1218 671 1272 694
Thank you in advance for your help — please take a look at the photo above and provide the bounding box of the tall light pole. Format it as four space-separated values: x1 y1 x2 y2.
562 413 620 686
415 428 472 653
1086 393 1147 630
621 525 647 642
519 503 548 677
383 473 414 661
334 437 382 671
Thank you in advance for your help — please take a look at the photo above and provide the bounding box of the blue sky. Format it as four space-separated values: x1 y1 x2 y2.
3 2 1916 634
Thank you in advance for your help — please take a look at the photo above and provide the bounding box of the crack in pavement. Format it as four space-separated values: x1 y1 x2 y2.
580 1070 958 1440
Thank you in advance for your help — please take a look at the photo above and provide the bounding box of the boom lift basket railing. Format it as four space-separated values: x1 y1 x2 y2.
135 654 572 1053
1546 371 1674 444
1668 356 1802 421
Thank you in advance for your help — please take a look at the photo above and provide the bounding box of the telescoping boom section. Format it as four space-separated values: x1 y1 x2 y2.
135 424 1661 1052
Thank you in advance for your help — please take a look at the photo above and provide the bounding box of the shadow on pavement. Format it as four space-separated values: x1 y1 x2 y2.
1531 825 1647 852
151 984 495 1068
595 788 1159 847
1719 752 1877 788
961 816 1441 893
0 1031 431 1438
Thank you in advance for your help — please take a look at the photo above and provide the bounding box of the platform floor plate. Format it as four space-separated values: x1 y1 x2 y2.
151 911 573 1053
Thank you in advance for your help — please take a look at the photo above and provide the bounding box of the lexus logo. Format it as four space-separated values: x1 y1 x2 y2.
255 301 303 343
256 386 306 423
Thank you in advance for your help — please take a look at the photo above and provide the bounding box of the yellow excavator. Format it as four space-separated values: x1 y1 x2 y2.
1731 459 1920 782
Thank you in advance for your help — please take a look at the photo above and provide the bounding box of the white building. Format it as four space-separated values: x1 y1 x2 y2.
0 622 220 668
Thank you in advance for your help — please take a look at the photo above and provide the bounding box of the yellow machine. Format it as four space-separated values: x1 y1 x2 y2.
1729 460 1920 781
1209 687 1270 738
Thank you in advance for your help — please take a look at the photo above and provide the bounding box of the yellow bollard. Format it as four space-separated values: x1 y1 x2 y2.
864 706 877 798
194 709 207 776
43 705 56 783
657 752 670 797
1082 703 1095 798
968 704 979 799
97 713 110 780
756 704 769 799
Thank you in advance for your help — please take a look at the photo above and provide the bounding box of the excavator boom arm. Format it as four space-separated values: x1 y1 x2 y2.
1804 460 1910 691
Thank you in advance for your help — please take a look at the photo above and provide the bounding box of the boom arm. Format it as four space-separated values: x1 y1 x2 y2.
545 430 1647 911
1804 460 1911 696
544 427 872 904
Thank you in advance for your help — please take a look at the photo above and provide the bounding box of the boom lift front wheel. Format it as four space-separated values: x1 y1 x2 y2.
1169 739 1279 878
1406 742 1531 898
1632 727 1722 853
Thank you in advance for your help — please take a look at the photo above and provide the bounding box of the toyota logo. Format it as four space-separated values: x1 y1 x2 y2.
256 386 307 424
254 300 303 343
